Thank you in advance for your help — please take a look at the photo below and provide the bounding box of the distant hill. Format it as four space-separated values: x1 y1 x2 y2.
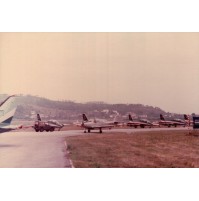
0 94 182 121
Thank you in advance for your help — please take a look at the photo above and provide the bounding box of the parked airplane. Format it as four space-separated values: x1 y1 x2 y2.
159 114 186 127
81 113 115 133
82 113 123 125
0 95 22 133
33 114 66 132
126 114 158 128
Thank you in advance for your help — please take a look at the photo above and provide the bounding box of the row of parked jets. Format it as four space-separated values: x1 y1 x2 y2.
0 95 193 134
80 113 192 133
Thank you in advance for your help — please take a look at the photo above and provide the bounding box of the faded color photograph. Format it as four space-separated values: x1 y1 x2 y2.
1 33 199 168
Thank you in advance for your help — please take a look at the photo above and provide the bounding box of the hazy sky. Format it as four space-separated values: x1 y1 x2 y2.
0 32 199 113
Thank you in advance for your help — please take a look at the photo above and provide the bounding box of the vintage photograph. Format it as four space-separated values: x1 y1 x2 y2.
1 32 199 168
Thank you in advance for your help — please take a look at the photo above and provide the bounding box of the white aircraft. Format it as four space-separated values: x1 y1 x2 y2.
0 95 22 133
81 114 115 133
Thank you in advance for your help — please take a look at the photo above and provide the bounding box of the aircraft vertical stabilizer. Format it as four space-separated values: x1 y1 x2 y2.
83 114 89 122
37 114 42 121
128 114 133 121
0 95 17 125
160 114 165 121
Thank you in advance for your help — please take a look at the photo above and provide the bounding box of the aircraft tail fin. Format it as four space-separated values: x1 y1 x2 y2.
184 114 191 126
129 114 133 121
82 114 88 122
37 114 42 121
160 114 165 120
0 95 17 125
184 114 189 120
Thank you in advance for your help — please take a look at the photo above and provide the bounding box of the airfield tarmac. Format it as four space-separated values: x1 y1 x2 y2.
0 127 190 168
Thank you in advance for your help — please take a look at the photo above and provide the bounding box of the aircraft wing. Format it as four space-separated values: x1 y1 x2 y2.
88 124 114 129
97 125 113 129
126 122 143 126
173 122 186 125
159 120 173 124
47 123 62 128
82 122 114 129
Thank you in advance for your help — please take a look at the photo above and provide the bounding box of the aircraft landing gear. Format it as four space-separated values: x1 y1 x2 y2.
50 128 55 132
99 129 102 133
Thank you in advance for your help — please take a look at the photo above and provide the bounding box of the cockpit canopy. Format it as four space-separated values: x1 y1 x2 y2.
48 120 60 125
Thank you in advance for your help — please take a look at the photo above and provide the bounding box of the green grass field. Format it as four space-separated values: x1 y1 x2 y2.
66 130 199 168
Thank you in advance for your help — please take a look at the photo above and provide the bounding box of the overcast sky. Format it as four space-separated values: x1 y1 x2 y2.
0 32 199 113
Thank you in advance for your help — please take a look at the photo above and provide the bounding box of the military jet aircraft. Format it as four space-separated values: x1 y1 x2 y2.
159 114 186 127
33 114 66 132
0 95 22 133
126 114 158 128
82 113 120 125
81 113 115 133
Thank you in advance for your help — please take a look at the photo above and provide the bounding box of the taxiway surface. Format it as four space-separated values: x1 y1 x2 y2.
0 130 85 168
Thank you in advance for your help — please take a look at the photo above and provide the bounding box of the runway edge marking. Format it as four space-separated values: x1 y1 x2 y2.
64 141 75 168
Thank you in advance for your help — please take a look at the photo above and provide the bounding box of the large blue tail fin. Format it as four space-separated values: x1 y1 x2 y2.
0 95 17 125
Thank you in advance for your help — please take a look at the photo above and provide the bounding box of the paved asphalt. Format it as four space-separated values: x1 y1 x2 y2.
0 130 85 168
0 127 190 168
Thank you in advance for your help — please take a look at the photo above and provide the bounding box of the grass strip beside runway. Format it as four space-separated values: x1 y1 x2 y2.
65 130 199 168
